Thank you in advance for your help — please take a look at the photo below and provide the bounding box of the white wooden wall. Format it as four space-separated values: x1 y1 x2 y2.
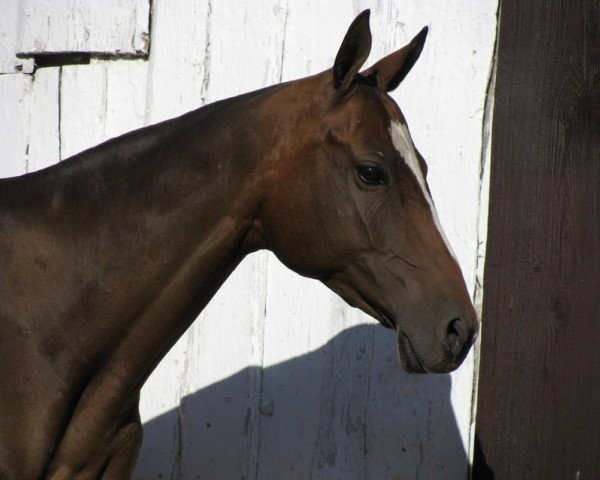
0 1 497 478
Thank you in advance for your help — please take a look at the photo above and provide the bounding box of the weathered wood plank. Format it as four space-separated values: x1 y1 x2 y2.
173 2 287 478
255 3 366 477
134 1 213 475
60 60 148 159
100 59 148 139
143 0 211 125
133 1 213 476
364 331 468 479
356 1 498 468
0 1 33 73
474 1 600 477
59 64 107 159
27 67 60 172
175 255 270 479
0 74 32 177
17 0 150 56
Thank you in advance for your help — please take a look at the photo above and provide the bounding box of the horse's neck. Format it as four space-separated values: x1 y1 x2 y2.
0 89 290 469
4 86 288 392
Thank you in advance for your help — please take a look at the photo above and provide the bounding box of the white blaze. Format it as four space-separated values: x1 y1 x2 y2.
389 120 458 262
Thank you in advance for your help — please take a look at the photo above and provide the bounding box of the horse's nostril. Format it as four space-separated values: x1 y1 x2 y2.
445 317 468 356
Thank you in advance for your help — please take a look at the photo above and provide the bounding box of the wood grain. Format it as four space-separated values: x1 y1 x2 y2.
18 0 150 56
474 1 600 478
26 67 60 172
0 74 32 176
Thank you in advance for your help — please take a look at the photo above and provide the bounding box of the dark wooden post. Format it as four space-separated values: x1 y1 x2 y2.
473 1 600 478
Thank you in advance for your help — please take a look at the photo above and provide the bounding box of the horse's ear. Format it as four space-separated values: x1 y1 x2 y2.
333 10 372 94
362 26 428 92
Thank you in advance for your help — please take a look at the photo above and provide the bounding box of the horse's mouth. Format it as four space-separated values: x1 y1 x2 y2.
396 331 426 374
374 307 426 374
373 306 396 330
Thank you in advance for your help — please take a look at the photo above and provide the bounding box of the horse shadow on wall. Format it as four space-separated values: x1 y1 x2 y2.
134 324 468 479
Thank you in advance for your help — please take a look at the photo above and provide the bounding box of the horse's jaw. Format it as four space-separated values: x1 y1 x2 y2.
323 265 477 375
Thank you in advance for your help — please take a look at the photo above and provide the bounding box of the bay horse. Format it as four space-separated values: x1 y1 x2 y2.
0 10 477 479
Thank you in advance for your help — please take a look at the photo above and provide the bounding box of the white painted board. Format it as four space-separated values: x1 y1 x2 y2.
27 67 60 172
60 59 148 159
18 0 150 56
0 74 32 177
0 1 33 73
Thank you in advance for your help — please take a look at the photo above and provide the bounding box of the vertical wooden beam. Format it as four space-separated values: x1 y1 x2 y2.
474 1 600 477
27 67 60 171
0 74 32 177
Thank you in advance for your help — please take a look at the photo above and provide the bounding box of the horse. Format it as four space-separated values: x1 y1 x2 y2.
0 10 477 479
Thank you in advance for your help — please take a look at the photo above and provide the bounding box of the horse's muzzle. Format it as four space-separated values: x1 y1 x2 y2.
397 315 478 374
397 330 426 373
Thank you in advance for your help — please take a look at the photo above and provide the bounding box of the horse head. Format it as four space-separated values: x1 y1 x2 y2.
261 11 478 373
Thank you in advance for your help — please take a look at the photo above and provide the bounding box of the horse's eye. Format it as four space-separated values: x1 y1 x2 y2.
356 165 386 185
